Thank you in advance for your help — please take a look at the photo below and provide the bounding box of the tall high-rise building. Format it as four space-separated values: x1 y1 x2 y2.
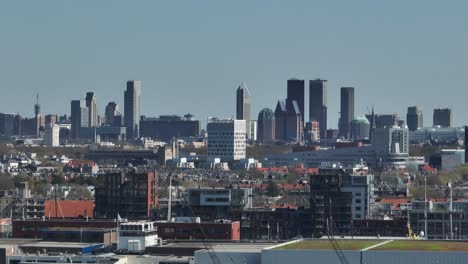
372 126 409 154
285 99 303 142
0 113 17 137
339 87 355 138
433 108 453 128
350 116 370 140
44 124 60 147
407 106 423 131
236 82 251 139
365 113 399 129
85 92 97 127
44 114 57 126
309 79 328 139
274 100 287 141
105 101 121 127
70 100 89 139
305 121 320 143
124 80 141 140
207 118 246 161
287 79 305 123
257 108 275 144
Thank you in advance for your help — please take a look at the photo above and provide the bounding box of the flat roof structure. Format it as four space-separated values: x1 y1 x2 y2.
275 239 468 252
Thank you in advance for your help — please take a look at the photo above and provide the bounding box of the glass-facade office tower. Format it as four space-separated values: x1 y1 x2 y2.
309 79 327 139
124 80 141 140
287 79 305 124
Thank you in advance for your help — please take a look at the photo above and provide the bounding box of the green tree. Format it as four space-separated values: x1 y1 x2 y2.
51 174 66 185
266 181 280 197
0 174 14 190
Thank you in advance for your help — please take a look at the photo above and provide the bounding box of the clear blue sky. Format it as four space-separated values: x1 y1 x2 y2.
1 1 467 128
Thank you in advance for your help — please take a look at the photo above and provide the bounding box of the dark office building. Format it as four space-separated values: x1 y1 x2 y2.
85 92 97 127
124 80 141 140
274 100 287 141
94 171 158 219
0 113 18 137
274 99 302 143
257 108 275 144
44 114 57 126
287 79 305 123
236 82 251 139
433 108 453 128
285 99 303 142
338 87 355 138
21 117 40 136
309 79 328 139
104 101 122 127
309 172 352 237
407 106 423 131
365 113 399 128
70 100 89 139
140 115 200 141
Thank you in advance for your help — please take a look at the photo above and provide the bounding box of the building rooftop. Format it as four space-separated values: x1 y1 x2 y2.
20 241 104 248
275 239 468 252
0 239 40 247
161 241 279 251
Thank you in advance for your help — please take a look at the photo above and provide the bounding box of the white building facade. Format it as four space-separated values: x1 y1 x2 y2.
117 221 158 253
44 124 60 147
207 118 246 161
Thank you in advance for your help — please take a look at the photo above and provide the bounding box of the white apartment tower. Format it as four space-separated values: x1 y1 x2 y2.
207 118 246 161
44 124 60 147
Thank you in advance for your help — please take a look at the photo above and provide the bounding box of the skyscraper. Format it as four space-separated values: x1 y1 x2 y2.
70 100 89 139
236 82 251 139
257 108 275 144
274 100 287 141
124 80 141 140
287 79 305 123
433 108 453 127
407 106 423 131
85 92 97 127
285 99 303 142
339 87 355 138
309 79 327 139
44 124 60 147
105 101 121 126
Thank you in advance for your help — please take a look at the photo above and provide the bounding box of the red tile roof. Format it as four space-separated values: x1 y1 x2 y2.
255 167 288 173
378 198 411 210
68 160 96 168
238 183 306 191
45 200 94 218
0 218 11 225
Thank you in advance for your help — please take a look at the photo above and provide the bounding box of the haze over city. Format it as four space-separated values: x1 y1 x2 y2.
1 0 468 127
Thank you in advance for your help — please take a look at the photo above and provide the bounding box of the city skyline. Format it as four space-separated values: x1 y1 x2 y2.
1 1 468 127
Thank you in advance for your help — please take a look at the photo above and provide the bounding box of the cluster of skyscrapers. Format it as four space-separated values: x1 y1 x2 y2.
236 78 355 145
233 78 457 148
70 81 141 142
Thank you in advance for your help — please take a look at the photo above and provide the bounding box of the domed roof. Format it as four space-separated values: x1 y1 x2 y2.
258 108 274 120
352 116 370 124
